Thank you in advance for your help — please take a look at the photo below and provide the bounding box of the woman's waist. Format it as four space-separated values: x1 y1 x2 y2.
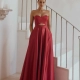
35 23 47 26
34 25 48 28
35 24 48 27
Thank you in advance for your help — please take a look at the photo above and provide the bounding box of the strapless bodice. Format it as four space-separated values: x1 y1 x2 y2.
34 15 49 27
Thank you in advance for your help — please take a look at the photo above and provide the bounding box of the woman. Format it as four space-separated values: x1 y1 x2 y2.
20 0 55 80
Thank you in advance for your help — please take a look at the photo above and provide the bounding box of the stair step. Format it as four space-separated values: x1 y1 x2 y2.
55 67 69 80
54 57 69 80
54 57 57 69
57 49 79 80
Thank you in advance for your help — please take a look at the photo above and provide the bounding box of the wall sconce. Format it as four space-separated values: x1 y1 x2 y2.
0 8 12 20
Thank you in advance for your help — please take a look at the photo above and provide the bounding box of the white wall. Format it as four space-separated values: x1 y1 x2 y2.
0 0 18 79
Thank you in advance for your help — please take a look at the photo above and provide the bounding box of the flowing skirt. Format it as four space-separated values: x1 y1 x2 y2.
20 25 55 80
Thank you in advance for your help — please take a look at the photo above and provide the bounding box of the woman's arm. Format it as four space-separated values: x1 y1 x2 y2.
47 10 51 32
29 10 34 33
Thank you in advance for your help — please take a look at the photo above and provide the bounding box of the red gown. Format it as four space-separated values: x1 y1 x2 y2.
20 15 55 80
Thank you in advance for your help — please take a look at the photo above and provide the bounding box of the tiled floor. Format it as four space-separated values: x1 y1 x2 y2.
2 73 20 80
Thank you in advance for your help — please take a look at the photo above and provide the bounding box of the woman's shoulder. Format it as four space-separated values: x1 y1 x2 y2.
30 10 37 16
46 10 50 13
31 10 37 13
44 10 50 15
43 10 50 15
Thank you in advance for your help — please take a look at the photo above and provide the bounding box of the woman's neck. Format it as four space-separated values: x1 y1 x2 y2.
37 7 44 11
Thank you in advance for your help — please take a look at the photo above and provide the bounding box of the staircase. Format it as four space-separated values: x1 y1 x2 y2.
16 0 80 80
54 57 69 80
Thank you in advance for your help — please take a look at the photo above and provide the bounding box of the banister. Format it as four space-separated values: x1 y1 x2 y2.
46 5 80 32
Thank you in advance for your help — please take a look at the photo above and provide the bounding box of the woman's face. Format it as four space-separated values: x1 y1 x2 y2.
38 0 46 8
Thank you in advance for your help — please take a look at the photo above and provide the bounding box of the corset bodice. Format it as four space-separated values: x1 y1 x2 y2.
34 15 49 27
